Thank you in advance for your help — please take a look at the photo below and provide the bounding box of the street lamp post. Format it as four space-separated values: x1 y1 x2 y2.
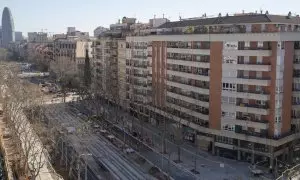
77 153 92 180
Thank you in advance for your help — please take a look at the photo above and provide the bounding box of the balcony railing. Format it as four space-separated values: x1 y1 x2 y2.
167 78 209 89
133 55 147 59
167 68 209 76
236 103 269 110
237 75 271 80
236 128 294 140
133 46 147 49
237 61 271 65
167 89 209 102
294 74 300 78
238 46 271 50
237 88 268 95
236 116 269 124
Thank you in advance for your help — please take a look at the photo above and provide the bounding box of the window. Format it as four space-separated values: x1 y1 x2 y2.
257 56 263 64
256 100 266 106
222 111 236 118
244 41 250 48
244 56 250 64
275 116 282 123
261 24 266 32
256 71 262 78
222 83 236 91
257 41 264 48
221 97 236 104
255 115 261 121
246 24 252 32
295 56 300 63
243 71 249 77
294 83 300 91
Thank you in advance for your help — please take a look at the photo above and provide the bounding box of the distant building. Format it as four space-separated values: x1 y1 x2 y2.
15 31 23 41
1 7 15 48
66 27 89 39
28 32 48 43
93 26 108 38
67 27 76 34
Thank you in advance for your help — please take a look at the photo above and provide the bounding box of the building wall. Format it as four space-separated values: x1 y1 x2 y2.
152 41 166 107
118 39 127 108
209 42 223 130
282 42 294 134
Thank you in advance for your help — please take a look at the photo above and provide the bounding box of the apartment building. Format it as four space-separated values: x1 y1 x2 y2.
52 38 92 77
92 36 119 102
92 17 136 105
126 12 300 169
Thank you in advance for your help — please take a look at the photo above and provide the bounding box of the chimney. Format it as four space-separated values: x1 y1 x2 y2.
203 13 207 17
287 11 292 19
265 10 269 15
226 13 229 17
218 13 222 17
260 10 263 14
242 10 245 14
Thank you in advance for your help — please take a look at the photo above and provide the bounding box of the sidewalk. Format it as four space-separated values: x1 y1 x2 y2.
88 102 256 180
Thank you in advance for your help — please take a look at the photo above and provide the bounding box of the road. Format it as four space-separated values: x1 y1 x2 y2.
44 103 154 180
75 99 254 180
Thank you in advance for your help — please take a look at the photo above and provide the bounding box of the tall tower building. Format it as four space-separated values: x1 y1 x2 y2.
1 7 15 48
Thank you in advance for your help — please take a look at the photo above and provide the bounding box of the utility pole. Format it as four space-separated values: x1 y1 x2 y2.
77 160 80 180
85 154 88 180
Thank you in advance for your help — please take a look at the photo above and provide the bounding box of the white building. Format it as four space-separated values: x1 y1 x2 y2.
28 32 48 43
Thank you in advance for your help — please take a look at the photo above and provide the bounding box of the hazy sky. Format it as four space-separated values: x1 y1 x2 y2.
1 0 300 36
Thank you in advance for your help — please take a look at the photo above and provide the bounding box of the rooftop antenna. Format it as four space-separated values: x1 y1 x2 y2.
163 13 165 18
179 13 182 21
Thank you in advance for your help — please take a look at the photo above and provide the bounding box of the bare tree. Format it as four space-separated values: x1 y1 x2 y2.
0 63 52 179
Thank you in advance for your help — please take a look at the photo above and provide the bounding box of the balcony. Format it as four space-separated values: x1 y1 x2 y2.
292 102 300 109
133 46 147 49
167 59 209 69
166 81 210 95
292 116 300 125
223 49 272 57
132 55 147 59
235 129 268 138
223 75 271 86
167 48 210 56
236 103 270 115
167 70 209 82
167 91 209 108
222 90 270 101
234 116 268 129
223 62 271 72
166 102 209 121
